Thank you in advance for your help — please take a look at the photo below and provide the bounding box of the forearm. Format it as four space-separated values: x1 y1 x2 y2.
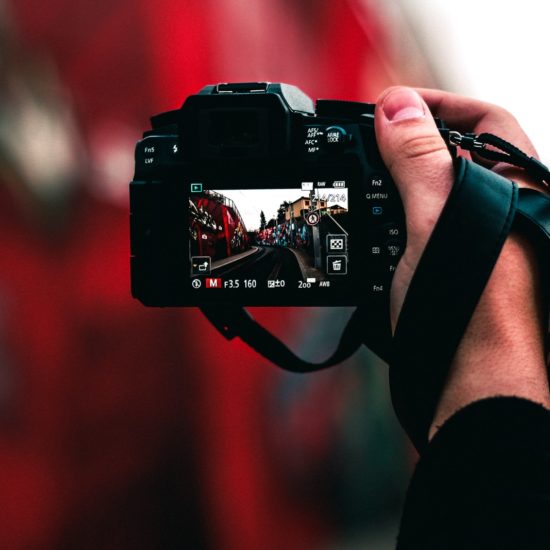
429 231 549 439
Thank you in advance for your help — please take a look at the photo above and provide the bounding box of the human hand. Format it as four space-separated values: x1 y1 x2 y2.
374 86 543 330
374 87 549 436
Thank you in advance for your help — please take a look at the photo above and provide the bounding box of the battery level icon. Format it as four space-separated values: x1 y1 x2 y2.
306 277 316 284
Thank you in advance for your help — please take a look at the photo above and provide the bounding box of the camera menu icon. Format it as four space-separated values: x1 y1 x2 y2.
191 279 202 289
327 234 346 253
327 255 347 275
191 256 211 275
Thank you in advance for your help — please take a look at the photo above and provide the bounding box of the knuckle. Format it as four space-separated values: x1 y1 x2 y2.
480 103 538 158
387 133 448 171
489 103 516 123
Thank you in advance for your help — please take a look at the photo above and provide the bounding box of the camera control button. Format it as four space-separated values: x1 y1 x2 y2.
381 224 403 239
141 157 157 168
324 126 350 149
368 243 383 257
327 255 347 275
367 173 387 191
136 137 173 173
367 280 386 293
137 142 159 169
191 256 211 275
386 241 403 258
136 136 180 174
326 234 347 253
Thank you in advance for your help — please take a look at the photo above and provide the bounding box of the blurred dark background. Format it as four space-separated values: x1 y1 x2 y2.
1 0 537 548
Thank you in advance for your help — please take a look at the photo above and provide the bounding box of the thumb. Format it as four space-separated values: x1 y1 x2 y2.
375 87 454 261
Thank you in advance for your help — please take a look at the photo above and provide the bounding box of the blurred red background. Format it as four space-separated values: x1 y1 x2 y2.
0 1 427 548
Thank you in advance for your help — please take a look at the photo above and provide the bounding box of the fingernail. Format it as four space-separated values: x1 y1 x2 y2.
382 88 425 122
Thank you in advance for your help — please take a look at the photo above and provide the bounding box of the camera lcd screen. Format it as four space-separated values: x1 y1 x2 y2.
188 182 350 293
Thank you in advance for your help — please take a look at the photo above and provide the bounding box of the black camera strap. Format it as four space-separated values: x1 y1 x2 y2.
390 159 550 452
447 130 550 188
201 134 550 391
200 304 372 373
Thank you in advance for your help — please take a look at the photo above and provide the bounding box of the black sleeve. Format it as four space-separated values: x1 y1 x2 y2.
397 397 550 549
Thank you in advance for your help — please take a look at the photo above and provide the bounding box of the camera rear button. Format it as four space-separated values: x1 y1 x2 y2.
381 224 403 239
369 243 383 257
137 143 159 170
385 241 404 258
142 157 157 168
367 280 386 294
367 173 387 191
325 126 351 149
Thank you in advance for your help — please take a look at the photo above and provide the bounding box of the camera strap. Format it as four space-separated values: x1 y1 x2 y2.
200 304 371 373
446 130 550 187
201 134 550 386
389 158 550 452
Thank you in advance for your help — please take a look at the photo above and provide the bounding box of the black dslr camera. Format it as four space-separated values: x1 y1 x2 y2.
130 82 446 307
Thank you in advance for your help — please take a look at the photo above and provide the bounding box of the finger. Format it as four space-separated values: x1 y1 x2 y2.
417 88 549 190
416 88 539 159
375 86 454 253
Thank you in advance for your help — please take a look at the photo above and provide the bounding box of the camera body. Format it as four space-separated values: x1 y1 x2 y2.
130 82 445 307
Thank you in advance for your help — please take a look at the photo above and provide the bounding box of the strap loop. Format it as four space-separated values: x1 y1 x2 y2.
446 131 550 187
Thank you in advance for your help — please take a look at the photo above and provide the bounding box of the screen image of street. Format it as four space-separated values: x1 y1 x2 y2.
189 186 349 285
